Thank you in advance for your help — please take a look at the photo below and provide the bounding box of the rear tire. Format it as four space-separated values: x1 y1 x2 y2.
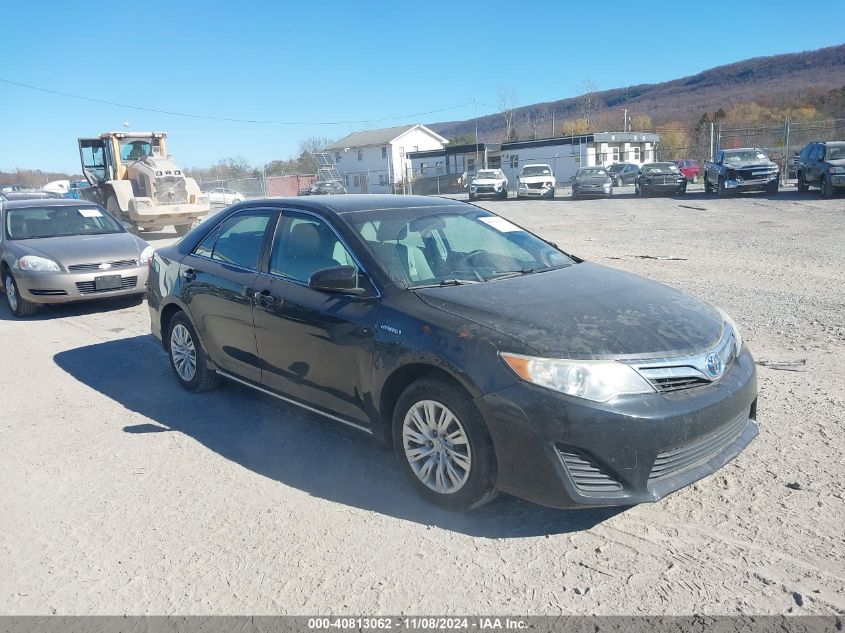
393 377 497 511
4 272 37 317
167 312 220 393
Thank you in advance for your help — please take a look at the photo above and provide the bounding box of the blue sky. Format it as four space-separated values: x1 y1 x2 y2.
0 0 841 173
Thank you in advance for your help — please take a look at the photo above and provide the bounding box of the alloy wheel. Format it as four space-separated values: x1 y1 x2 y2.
170 323 197 382
5 275 18 312
402 400 472 494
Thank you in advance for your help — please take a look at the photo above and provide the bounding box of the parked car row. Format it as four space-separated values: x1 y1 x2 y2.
465 141 844 201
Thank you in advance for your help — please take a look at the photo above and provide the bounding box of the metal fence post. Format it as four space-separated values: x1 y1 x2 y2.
783 118 790 183
709 122 715 160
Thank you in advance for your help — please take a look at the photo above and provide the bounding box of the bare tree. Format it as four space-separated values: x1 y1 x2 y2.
576 79 600 131
498 87 519 142
525 105 551 140
298 136 336 155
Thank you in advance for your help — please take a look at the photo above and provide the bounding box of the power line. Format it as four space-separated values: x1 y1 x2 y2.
0 77 476 126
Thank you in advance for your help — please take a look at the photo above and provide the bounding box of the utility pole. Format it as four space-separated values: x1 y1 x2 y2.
474 99 479 172
709 122 715 160
622 109 628 132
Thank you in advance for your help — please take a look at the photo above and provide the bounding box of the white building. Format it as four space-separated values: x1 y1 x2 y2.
407 132 660 194
324 124 447 194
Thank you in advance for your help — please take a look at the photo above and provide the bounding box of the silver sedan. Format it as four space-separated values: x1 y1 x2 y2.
1 198 153 317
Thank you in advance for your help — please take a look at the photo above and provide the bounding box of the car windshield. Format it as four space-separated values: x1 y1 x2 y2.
606 164 625 173
4 205 124 240
826 145 845 160
641 163 679 175
346 207 573 287
578 168 607 178
521 166 551 177
474 170 500 179
724 150 769 163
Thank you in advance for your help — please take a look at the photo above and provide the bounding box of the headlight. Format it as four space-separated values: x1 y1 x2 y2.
829 166 845 174
500 353 655 402
18 255 60 272
718 309 743 356
139 245 156 265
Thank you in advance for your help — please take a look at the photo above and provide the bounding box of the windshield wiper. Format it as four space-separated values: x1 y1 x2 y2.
486 267 539 280
411 278 480 289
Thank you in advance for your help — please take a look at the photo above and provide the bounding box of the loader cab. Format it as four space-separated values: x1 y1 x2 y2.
78 137 116 185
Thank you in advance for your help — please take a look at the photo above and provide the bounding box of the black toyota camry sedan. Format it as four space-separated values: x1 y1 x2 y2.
147 195 758 511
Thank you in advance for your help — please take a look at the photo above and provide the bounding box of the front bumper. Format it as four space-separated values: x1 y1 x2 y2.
641 182 687 194
724 174 778 191
479 347 758 509
126 201 211 228
573 184 612 197
518 184 555 198
828 173 845 188
13 265 149 304
470 185 506 198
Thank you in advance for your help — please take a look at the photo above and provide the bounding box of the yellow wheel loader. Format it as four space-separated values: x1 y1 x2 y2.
78 132 209 235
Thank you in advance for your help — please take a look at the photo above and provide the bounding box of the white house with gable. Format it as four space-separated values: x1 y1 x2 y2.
324 124 447 194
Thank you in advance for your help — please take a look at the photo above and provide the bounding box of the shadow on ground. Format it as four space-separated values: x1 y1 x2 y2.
54 335 622 537
0 293 144 322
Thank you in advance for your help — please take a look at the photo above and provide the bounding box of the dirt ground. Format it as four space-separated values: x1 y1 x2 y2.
1 184 843 615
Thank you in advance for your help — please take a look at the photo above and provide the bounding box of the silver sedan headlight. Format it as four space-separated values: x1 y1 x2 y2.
500 353 655 402
18 255 61 272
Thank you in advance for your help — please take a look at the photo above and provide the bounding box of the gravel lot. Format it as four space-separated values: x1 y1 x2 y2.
1 185 843 615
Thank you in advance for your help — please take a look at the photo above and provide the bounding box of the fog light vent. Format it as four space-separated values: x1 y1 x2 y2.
556 446 623 493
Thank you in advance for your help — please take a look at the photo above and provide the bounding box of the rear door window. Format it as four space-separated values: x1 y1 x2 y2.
194 210 272 270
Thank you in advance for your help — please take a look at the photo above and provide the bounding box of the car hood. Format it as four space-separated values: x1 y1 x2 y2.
12 233 147 268
414 262 724 359
472 178 505 185
576 176 611 185
519 175 554 183
827 158 845 167
726 160 777 170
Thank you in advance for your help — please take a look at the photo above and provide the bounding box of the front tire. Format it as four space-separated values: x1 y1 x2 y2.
717 177 729 197
167 312 220 392
4 272 37 317
393 377 497 511
820 175 834 199
797 172 809 193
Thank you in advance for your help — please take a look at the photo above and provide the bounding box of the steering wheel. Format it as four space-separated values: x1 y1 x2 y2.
461 250 489 266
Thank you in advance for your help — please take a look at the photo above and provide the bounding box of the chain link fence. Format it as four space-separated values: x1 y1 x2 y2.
717 119 845 180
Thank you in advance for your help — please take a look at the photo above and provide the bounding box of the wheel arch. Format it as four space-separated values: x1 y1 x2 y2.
378 362 481 439
159 300 195 351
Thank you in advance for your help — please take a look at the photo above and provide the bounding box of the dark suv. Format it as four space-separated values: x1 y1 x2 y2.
797 141 845 198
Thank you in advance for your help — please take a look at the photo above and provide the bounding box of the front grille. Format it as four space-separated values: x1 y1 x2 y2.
634 330 737 393
649 411 749 482
475 186 495 193
29 289 68 296
650 375 710 393
556 447 623 493
155 177 189 204
76 276 138 295
527 182 545 189
68 259 137 271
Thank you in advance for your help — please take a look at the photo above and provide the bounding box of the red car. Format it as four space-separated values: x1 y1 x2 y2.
674 159 701 183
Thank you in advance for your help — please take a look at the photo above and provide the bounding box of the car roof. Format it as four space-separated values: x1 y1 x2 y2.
239 194 464 216
0 197 100 210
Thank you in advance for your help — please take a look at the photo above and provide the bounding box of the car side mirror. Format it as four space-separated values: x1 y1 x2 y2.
309 265 366 296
